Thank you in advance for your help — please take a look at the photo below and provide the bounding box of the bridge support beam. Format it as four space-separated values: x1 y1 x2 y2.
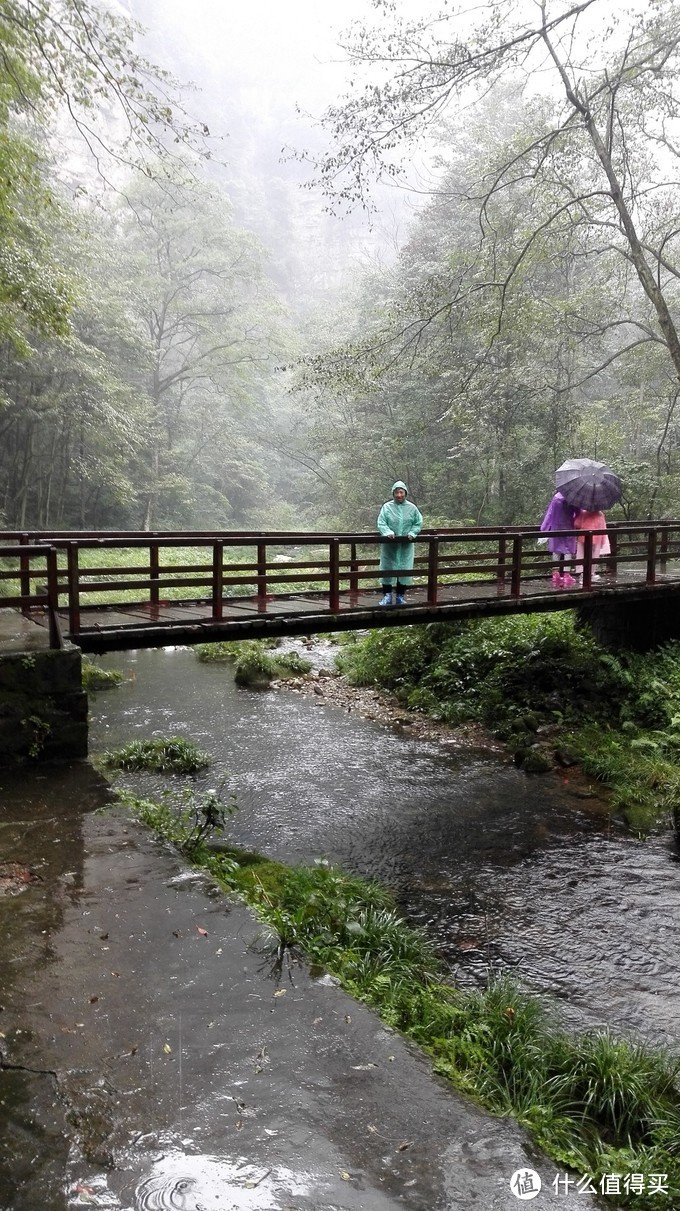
577 590 680 652
0 644 88 765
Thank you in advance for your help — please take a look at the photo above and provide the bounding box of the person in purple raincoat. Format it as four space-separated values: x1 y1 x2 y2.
540 491 579 587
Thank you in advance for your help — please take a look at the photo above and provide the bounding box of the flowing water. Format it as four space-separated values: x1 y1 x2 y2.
89 643 680 1049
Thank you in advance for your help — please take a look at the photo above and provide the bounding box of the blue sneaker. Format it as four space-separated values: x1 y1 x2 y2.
379 592 393 606
395 593 407 606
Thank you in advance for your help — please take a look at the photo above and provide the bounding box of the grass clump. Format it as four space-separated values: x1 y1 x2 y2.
121 787 680 1209
81 658 124 692
101 736 211 774
195 637 282 662
195 639 312 684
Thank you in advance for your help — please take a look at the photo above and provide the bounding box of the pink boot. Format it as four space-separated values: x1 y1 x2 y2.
562 572 576 587
551 570 563 588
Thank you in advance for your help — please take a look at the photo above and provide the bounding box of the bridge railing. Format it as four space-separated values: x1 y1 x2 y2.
3 523 680 635
0 545 62 647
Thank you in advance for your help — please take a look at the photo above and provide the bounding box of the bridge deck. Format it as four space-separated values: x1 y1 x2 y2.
10 564 677 653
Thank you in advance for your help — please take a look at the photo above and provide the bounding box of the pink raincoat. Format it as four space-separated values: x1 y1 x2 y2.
574 510 611 560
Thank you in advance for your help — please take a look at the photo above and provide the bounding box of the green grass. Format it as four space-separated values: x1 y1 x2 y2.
195 639 312 686
121 786 680 1210
100 736 211 774
81 658 124 691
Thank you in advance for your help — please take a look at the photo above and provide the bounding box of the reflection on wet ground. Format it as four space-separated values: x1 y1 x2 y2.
89 645 680 1047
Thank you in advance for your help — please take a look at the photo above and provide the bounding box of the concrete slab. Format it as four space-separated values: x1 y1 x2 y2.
0 771 596 1211
0 610 50 653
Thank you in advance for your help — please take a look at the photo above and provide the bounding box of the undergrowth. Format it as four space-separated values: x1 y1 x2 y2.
122 785 680 1210
81 658 124 692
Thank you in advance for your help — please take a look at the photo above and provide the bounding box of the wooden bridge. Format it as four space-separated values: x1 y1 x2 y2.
2 523 680 653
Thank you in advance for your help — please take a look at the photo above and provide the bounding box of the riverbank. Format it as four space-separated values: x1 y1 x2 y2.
272 646 612 815
293 616 680 836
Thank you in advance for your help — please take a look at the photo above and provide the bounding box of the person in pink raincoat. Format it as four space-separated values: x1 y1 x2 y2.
574 509 610 578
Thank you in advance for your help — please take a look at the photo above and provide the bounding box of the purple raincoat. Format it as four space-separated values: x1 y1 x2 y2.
540 492 578 555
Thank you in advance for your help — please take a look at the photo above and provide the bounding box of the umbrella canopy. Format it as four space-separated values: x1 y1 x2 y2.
555 458 622 511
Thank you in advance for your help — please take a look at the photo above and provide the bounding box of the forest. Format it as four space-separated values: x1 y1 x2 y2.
2 0 680 534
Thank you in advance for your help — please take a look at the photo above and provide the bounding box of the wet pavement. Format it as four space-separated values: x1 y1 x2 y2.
0 766 595 1211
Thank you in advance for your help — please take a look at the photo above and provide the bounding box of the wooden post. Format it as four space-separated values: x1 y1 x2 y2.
66 542 80 636
149 542 160 612
212 540 224 621
329 538 340 612
46 548 61 649
607 528 618 577
659 527 668 575
257 542 267 610
427 536 439 605
19 532 30 616
510 535 522 598
497 534 507 587
349 542 359 597
646 528 658 585
582 531 593 590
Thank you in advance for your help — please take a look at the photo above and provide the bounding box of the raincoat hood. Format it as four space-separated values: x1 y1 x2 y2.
391 480 409 496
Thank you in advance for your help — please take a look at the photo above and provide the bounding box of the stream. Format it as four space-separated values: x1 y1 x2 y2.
88 642 680 1049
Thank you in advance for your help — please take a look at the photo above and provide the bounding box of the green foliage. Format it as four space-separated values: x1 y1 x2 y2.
101 736 211 774
122 781 238 861
338 614 631 729
231 641 312 687
81 659 124 692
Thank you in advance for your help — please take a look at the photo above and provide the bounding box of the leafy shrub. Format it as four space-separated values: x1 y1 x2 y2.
81 659 124 691
101 736 211 773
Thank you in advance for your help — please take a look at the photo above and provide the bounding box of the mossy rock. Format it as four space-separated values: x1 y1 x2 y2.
520 748 553 774
521 712 540 733
554 745 578 767
234 665 273 689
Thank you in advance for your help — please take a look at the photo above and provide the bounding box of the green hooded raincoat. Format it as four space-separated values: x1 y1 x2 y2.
377 481 423 586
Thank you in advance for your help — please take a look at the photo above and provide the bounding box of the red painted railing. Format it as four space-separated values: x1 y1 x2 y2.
1 524 679 637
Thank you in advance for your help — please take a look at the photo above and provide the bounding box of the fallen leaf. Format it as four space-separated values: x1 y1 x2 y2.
313 1016 323 1025
163 1043 172 1054
89 995 98 1004
388 1055 395 1061
110 971 120 978
172 930 181 938
397 1141 413 1151
344 1014 351 1024
273 989 286 997
99 933 108 940
196 926 208 937
340 1171 351 1181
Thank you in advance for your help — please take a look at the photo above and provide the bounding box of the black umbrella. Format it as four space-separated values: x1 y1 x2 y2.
555 458 622 511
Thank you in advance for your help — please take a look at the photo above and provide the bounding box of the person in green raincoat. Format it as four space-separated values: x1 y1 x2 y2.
377 481 423 605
